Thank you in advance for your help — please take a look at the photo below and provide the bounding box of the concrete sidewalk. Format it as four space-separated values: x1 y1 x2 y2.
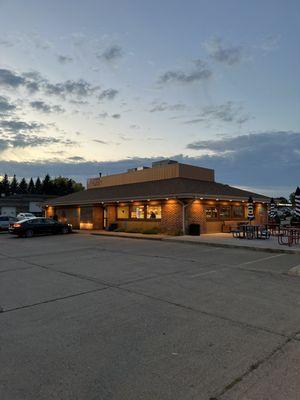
166 233 300 255
81 230 300 255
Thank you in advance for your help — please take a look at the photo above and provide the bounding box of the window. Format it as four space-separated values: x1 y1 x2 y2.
146 205 162 219
205 207 218 219
0 216 9 221
232 205 244 219
117 205 129 219
219 206 231 220
130 205 145 219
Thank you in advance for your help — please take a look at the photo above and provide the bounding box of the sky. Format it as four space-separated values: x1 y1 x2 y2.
0 0 299 196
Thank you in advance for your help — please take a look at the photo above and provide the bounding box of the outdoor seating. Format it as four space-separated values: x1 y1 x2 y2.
232 224 270 240
277 227 300 247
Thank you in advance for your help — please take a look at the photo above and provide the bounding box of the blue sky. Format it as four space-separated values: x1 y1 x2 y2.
0 0 299 196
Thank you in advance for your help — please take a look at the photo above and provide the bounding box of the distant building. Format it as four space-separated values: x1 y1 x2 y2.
46 160 269 234
0 194 55 217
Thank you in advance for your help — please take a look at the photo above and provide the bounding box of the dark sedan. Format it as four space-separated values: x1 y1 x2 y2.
9 218 72 238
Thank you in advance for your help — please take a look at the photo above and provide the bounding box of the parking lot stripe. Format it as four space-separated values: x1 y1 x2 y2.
237 254 285 266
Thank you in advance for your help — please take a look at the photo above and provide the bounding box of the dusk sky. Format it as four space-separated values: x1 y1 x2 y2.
0 0 299 196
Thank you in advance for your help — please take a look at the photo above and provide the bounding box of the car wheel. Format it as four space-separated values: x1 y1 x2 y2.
25 229 34 238
61 227 69 234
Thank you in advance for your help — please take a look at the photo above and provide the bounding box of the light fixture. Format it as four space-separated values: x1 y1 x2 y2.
166 198 169 200
230 199 233 202
200 197 204 200
216 198 219 201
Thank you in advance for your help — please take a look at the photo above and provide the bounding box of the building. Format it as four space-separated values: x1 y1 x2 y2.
0 194 55 217
45 160 269 234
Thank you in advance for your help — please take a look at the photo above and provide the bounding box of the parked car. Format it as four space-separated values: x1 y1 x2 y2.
0 215 18 231
17 212 37 221
9 218 72 238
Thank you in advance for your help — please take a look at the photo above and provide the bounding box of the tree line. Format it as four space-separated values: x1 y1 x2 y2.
0 174 84 196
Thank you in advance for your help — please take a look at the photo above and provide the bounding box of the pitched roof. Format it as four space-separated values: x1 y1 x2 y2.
47 178 269 206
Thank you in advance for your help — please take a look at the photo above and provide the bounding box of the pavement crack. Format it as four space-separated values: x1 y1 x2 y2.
0 286 109 314
210 336 294 399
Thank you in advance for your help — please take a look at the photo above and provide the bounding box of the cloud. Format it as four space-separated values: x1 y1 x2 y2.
30 100 65 114
158 60 212 84
260 34 281 52
184 102 251 126
0 135 298 196
98 45 123 62
0 68 26 88
57 55 73 64
67 156 86 162
0 132 74 153
98 88 119 101
0 39 13 47
98 112 109 119
0 68 99 99
0 119 45 134
0 96 17 115
111 113 121 119
149 101 186 113
186 131 300 187
204 38 243 66
93 139 108 144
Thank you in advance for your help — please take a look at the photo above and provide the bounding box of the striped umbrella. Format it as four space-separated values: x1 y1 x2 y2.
247 196 255 222
269 198 276 219
295 187 300 218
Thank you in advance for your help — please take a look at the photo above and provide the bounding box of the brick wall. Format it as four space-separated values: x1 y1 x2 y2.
161 200 183 235
186 200 207 234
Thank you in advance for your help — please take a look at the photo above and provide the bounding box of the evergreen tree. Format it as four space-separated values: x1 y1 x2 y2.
1 174 10 196
28 178 35 194
10 174 18 195
18 178 28 194
42 174 53 194
35 177 42 194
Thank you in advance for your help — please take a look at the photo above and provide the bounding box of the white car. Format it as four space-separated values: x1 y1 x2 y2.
0 215 18 231
17 213 36 221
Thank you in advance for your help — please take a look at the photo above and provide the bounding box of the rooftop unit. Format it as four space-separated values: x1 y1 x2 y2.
87 160 215 189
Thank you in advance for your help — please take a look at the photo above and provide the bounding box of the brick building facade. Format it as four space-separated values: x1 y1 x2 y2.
45 161 269 235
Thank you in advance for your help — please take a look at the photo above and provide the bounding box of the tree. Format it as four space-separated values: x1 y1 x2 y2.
1 174 10 196
35 177 42 194
10 174 18 195
28 178 35 194
290 191 295 206
42 174 53 194
18 178 28 194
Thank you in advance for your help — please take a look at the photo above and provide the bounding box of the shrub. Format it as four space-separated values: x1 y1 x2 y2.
142 227 161 234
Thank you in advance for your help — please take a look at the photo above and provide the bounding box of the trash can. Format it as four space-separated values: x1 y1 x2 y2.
189 223 201 236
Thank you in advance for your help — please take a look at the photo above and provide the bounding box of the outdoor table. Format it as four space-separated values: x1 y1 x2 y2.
277 227 300 247
238 224 265 240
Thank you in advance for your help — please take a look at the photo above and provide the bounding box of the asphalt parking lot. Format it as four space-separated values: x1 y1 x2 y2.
0 232 299 400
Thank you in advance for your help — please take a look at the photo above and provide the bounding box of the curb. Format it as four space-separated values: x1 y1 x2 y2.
162 238 300 255
90 232 164 241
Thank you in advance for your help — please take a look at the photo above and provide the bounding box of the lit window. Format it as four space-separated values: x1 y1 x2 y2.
146 205 162 219
232 205 244 218
117 205 129 219
219 206 231 219
130 205 145 219
205 207 218 219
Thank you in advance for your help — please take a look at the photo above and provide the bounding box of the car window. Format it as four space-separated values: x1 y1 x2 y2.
45 219 57 224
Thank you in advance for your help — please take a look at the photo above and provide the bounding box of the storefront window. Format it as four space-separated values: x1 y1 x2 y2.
205 207 218 219
130 205 145 219
146 205 162 219
117 205 129 219
219 206 231 219
232 205 244 219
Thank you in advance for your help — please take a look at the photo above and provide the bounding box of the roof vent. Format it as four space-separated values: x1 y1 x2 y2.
152 159 178 168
